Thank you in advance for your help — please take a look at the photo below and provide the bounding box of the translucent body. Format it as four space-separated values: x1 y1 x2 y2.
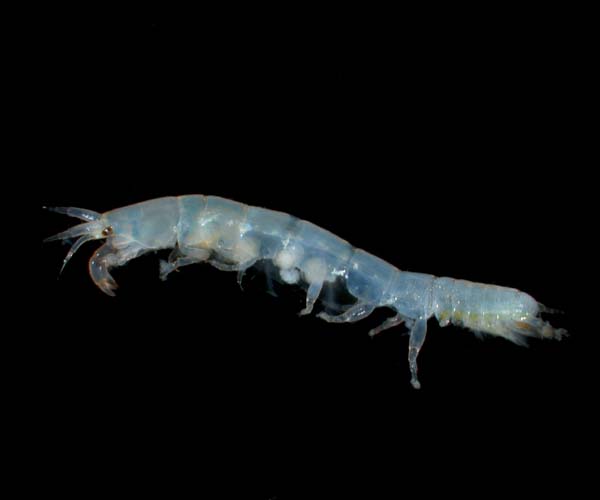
44 196 567 389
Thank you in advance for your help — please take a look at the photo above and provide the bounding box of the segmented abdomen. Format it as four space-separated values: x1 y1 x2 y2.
432 278 562 344
178 196 359 289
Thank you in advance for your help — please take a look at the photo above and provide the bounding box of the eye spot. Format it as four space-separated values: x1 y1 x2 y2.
102 226 114 237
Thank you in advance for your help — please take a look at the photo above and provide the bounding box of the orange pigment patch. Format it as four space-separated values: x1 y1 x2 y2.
515 321 534 331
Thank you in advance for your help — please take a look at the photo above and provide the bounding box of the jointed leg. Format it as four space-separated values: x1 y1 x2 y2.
368 315 406 338
159 247 210 281
210 259 257 289
89 242 147 295
299 281 324 316
408 318 428 390
89 244 120 296
317 302 376 323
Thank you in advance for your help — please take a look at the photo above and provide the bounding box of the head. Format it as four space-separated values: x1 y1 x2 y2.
44 198 180 293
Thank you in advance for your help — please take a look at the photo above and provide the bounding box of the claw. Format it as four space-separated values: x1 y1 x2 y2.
98 278 118 297
89 244 120 296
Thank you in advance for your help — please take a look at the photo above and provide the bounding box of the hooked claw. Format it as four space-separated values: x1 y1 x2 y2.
97 277 119 297
89 244 120 297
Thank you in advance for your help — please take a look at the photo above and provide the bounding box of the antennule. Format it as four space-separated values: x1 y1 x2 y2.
44 206 101 222
43 222 97 243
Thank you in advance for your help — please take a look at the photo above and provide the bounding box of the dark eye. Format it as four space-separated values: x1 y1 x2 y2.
102 226 113 237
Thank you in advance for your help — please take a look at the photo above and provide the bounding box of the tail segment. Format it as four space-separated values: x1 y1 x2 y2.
499 311 567 346
434 278 567 346
446 304 567 347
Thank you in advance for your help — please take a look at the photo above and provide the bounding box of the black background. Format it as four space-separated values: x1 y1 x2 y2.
39 13 589 498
